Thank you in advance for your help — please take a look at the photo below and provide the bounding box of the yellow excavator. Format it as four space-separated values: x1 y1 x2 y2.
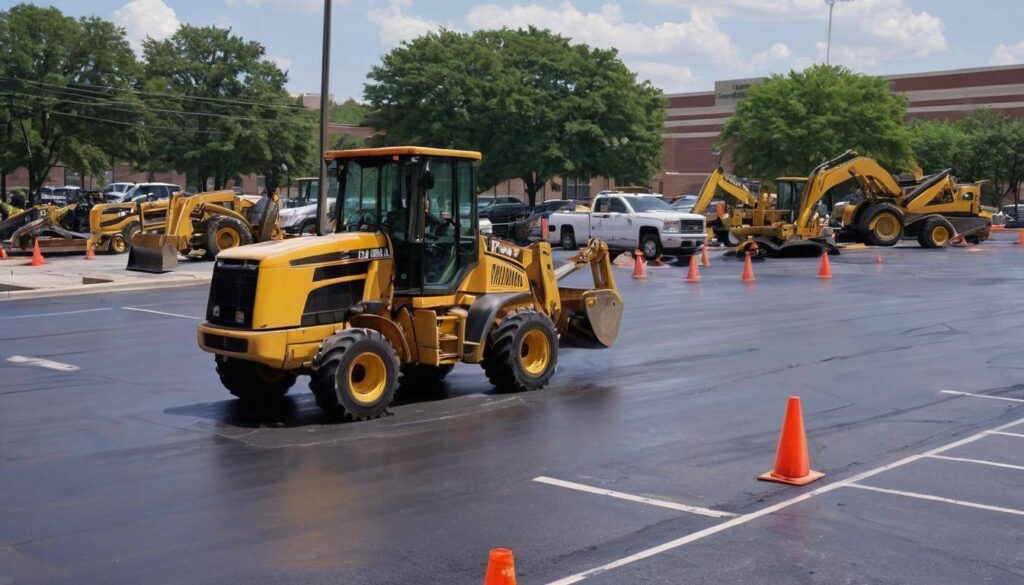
195 146 623 420
832 166 993 247
127 190 282 272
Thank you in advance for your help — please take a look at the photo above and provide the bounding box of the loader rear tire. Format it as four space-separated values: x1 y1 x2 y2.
310 329 399 420
215 356 296 402
917 216 954 248
205 216 252 259
109 221 140 254
482 308 558 392
858 203 903 247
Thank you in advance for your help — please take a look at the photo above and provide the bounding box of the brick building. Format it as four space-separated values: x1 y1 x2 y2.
655 63 1024 197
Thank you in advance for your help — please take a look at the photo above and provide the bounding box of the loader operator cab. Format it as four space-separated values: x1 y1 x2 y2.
774 178 806 222
328 148 479 295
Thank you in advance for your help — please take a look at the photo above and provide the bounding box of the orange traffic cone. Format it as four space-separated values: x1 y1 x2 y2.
84 241 96 260
701 245 710 268
1016 230 1024 245
540 217 549 242
685 253 701 282
741 251 755 283
0 244 7 260
758 396 824 486
817 250 832 278
631 249 647 279
29 239 45 266
483 548 517 585
875 255 883 264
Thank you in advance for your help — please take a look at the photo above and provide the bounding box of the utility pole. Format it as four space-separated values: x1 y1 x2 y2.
825 0 853 65
317 0 332 236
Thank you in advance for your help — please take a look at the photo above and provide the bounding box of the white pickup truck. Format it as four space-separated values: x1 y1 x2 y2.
547 193 707 260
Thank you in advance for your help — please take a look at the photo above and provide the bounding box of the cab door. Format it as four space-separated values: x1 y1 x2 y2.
605 196 631 246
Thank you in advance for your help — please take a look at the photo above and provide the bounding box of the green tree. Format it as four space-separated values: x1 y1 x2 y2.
142 25 314 191
330 98 367 125
907 118 965 174
719 65 913 180
364 27 665 206
0 4 141 203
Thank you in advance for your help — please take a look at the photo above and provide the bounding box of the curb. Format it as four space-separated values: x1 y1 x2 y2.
0 275 211 302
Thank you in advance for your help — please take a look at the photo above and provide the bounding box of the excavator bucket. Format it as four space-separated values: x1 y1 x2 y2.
557 288 624 349
126 233 179 273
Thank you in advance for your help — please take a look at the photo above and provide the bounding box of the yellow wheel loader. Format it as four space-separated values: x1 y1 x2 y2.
127 190 282 273
86 199 171 254
832 167 993 248
195 147 624 420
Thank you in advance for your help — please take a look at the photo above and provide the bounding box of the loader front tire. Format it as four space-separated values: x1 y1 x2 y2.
917 216 954 248
858 203 903 247
205 216 252 259
215 356 296 402
109 221 140 254
310 329 399 420
482 309 558 392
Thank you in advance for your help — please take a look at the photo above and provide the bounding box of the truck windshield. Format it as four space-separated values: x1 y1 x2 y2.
627 197 673 212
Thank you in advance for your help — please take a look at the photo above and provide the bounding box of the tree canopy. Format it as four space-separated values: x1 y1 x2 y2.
909 109 1024 205
0 3 141 202
719 65 913 180
363 27 665 205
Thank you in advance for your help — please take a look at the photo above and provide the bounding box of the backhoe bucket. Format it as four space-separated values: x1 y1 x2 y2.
126 233 179 273
557 288 624 349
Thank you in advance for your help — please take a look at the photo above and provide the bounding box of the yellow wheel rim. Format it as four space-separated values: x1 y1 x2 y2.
871 214 900 239
348 352 387 404
110 237 126 254
519 329 551 376
932 225 950 245
215 227 240 250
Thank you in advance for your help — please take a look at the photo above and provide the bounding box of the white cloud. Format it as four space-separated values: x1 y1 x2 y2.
631 62 697 93
267 54 292 70
367 0 445 48
992 41 1024 66
465 3 738 64
112 0 180 54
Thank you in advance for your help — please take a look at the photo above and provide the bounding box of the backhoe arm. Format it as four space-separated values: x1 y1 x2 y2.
692 167 759 215
796 151 903 236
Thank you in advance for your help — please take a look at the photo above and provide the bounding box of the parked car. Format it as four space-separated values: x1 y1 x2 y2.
536 199 574 217
39 186 79 205
125 182 182 203
486 201 531 240
671 195 698 211
1002 204 1024 227
102 182 136 203
547 192 707 260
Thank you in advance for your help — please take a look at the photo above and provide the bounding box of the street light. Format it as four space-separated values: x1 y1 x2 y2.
825 0 854 65
317 0 332 236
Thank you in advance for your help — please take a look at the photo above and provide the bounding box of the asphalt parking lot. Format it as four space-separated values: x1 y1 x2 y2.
2 232 1024 584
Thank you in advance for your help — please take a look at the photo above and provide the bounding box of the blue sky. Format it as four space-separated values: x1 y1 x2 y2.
6 0 1024 100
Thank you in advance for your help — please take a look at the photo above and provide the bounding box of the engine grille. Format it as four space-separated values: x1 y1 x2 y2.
681 219 705 233
490 264 525 288
206 259 259 328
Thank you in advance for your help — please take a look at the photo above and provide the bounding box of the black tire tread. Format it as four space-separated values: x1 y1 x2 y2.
205 215 253 258
481 308 557 392
215 356 296 402
309 328 400 420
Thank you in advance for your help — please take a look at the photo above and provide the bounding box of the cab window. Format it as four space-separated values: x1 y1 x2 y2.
608 198 628 213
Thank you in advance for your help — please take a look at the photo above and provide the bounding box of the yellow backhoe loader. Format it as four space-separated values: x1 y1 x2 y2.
832 167 993 247
0 200 90 253
127 190 281 273
87 199 171 254
195 146 624 420
692 167 787 245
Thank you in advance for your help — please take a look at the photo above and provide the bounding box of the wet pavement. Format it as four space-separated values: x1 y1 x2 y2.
2 232 1023 584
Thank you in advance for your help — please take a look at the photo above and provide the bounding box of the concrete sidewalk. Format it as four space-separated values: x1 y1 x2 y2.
0 250 213 300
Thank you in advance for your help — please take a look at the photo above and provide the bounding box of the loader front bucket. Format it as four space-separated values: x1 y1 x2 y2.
126 233 179 273
557 288 624 349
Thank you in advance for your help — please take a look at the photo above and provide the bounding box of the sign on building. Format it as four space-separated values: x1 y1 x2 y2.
714 77 766 106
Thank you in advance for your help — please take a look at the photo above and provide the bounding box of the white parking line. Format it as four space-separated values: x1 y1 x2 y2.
545 414 1024 585
121 307 200 320
987 430 1024 439
940 390 1024 403
847 483 1024 517
533 477 735 518
0 308 112 320
6 355 80 372
926 454 1024 472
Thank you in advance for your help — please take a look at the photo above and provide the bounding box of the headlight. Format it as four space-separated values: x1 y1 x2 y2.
663 220 681 233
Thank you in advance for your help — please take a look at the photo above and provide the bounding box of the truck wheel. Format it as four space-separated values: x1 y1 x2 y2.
298 218 317 235
858 203 903 247
109 221 140 254
215 355 296 402
640 232 661 261
560 228 576 250
310 328 399 420
917 216 955 248
205 216 253 259
482 308 558 392
398 364 454 391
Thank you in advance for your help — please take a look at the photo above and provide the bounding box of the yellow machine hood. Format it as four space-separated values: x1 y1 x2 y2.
216 232 389 268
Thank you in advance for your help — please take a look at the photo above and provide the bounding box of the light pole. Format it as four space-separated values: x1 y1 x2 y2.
825 0 853 65
317 0 332 236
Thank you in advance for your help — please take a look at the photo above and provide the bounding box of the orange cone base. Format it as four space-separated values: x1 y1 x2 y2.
758 468 824 486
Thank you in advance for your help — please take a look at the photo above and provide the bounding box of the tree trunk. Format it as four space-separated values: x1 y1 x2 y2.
523 176 544 209
0 172 6 203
